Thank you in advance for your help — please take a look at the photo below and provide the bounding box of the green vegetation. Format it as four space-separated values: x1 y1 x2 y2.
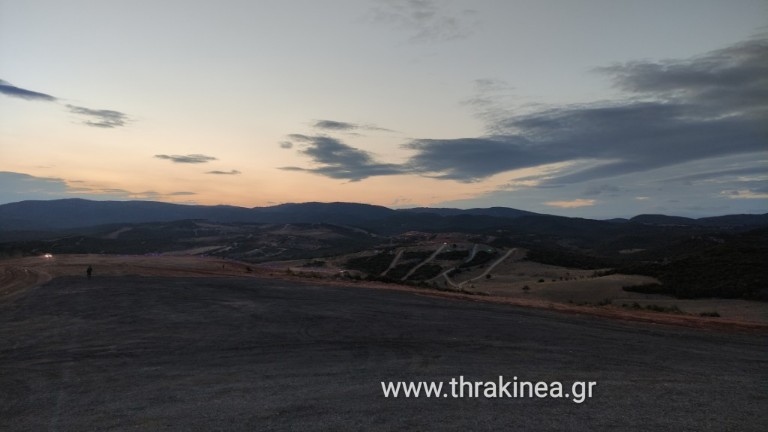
460 250 498 268
699 311 720 317
403 250 433 260
387 263 413 280
437 250 470 260
345 252 395 274
409 264 443 280
525 247 613 270
618 229 768 300
620 302 683 314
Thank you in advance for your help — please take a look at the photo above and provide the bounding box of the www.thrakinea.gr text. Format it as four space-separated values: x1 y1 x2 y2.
381 376 597 403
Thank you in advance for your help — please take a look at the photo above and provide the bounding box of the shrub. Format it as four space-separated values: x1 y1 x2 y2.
699 311 720 317
622 283 666 294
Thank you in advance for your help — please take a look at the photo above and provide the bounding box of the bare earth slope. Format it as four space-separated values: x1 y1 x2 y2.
0 256 766 430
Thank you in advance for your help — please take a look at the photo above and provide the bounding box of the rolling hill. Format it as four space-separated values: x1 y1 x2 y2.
1 199 767 300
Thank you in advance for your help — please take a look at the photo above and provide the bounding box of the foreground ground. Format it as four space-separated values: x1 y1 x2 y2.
1 269 767 430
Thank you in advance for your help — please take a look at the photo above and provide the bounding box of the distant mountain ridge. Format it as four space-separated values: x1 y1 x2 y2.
630 213 768 227
399 207 537 218
0 199 401 231
0 198 766 233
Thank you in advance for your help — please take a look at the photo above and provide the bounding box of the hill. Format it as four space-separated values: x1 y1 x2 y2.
1 199 767 301
0 199 396 231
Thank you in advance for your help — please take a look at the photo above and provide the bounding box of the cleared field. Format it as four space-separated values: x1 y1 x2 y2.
4 254 768 327
0 270 767 430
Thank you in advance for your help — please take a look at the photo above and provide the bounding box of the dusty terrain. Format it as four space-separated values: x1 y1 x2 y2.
3 254 768 330
266 246 768 326
1 264 767 430
0 254 254 300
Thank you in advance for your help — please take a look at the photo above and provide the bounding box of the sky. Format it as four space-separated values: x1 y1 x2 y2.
1 0 766 218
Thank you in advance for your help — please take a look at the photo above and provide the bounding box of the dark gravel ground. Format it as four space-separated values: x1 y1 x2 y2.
1 276 766 431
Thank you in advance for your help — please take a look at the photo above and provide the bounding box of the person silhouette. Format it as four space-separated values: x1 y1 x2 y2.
86 265 93 279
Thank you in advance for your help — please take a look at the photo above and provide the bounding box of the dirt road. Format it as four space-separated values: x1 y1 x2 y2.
401 243 447 281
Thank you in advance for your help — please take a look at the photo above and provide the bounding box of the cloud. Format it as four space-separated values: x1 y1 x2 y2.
279 141 294 149
661 165 768 184
544 199 596 208
66 104 129 128
279 37 767 200
206 170 241 175
0 171 196 204
461 78 519 126
406 37 768 183
313 120 357 131
597 37 768 116
312 119 393 132
583 184 622 197
403 136 539 182
154 154 217 164
0 78 130 128
0 172 69 203
0 79 57 101
369 0 478 42
721 188 768 199
279 134 404 181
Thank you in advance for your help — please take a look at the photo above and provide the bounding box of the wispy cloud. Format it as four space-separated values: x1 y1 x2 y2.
0 171 195 204
369 0 478 43
66 104 129 128
0 78 131 128
154 154 217 164
313 120 358 131
279 134 403 181
544 199 596 208
721 187 768 199
206 170 241 175
0 79 57 101
583 184 622 197
596 37 768 116
660 165 768 184
312 119 393 132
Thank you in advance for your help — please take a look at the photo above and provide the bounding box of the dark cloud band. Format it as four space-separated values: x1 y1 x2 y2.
0 80 57 101
1 79 130 129
206 170 241 175
283 36 768 185
155 154 217 164
279 134 404 181
66 105 129 128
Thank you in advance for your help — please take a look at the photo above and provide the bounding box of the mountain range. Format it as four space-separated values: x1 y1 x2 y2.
1 198 766 233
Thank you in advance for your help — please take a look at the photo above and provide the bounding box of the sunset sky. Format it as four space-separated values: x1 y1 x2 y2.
1 0 766 218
